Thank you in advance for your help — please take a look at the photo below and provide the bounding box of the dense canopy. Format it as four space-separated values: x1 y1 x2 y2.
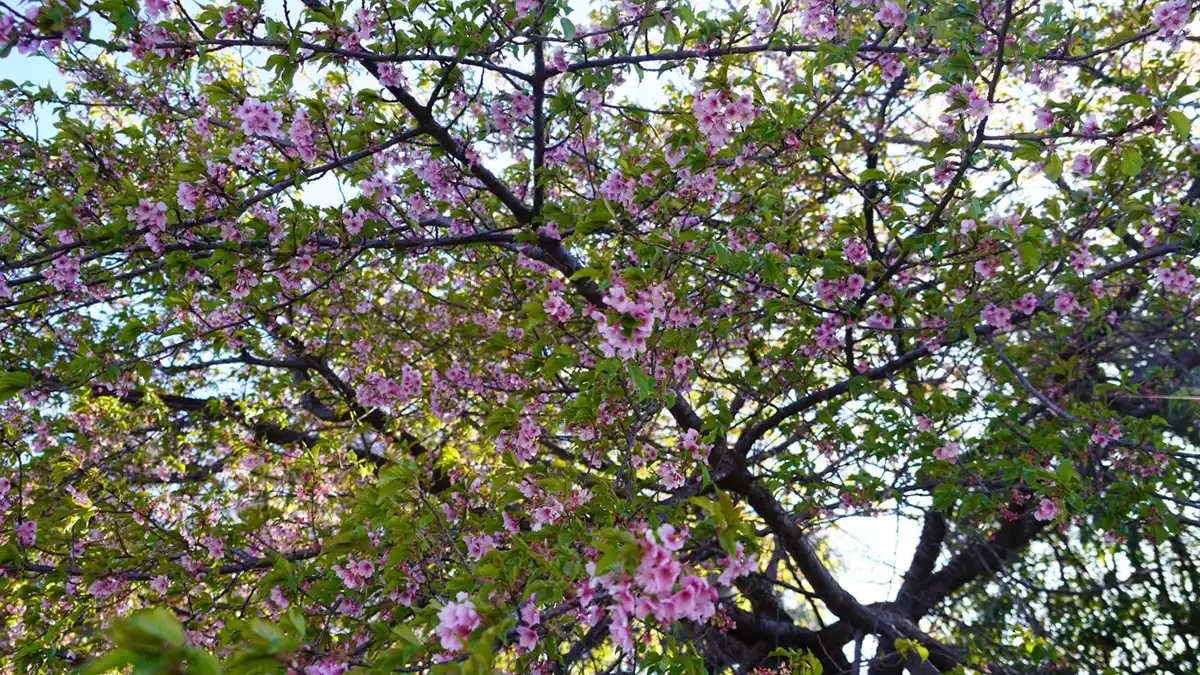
0 0 1198 673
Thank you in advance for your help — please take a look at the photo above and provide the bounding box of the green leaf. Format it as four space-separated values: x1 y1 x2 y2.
1018 240 1041 267
893 638 929 662
943 52 975 75
80 648 137 675
718 527 738 555
116 609 185 652
1168 111 1192 139
560 18 575 40
1119 146 1143 177
0 371 32 400
664 21 681 44
569 267 603 280
717 489 741 526
393 625 422 646
1107 29 1136 47
247 619 285 649
1116 94 1153 108
182 647 222 675
543 355 570 378
282 607 306 639
1044 153 1063 180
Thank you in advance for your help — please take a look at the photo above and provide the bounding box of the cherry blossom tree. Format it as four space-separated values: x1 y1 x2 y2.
0 0 1198 673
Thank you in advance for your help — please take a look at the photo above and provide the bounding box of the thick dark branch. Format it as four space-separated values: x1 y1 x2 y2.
906 504 1047 618
554 617 611 675
894 510 948 609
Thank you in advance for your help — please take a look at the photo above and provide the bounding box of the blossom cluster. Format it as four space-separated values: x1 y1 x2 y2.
580 525 756 652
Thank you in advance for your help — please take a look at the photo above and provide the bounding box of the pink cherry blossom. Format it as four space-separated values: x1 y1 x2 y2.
127 198 167 232
600 171 636 207
1152 0 1190 33
544 294 574 321
515 0 539 18
842 274 866 299
672 356 693 378
464 534 496 560
270 586 289 609
875 1 907 29
233 97 284 138
1013 293 1039 315
1053 291 1080 315
844 238 869 263
879 53 904 80
1072 154 1093 177
517 626 538 652
1033 497 1061 521
14 520 36 546
333 557 376 589
1156 264 1197 296
151 575 170 595
548 48 567 72
933 442 960 463
436 593 481 651
176 182 200 211
667 575 717 622
656 524 688 552
717 542 757 586
88 578 123 598
981 303 1012 331
678 429 711 462
1034 107 1055 130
